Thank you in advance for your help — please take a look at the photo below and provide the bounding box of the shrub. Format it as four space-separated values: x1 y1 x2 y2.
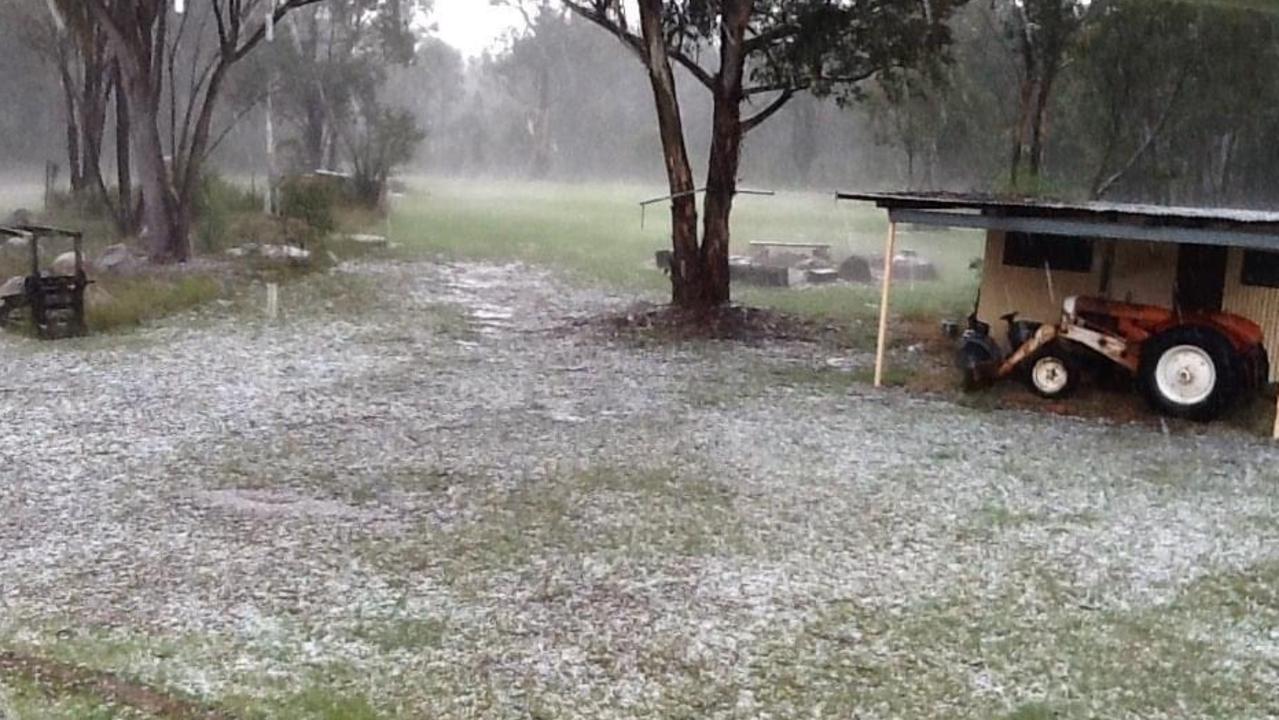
278 176 338 237
195 174 262 252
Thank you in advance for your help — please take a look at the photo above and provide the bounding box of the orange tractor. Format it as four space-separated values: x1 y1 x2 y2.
958 296 1270 421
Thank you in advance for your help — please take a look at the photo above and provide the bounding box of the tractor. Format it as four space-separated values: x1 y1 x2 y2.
0 224 90 339
958 295 1270 421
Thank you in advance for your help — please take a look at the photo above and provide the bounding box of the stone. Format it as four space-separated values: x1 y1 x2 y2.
893 250 939 282
4 208 32 226
50 251 81 276
0 276 24 299
345 234 389 248
96 244 139 274
86 284 114 310
259 244 312 264
730 258 789 287
838 255 873 283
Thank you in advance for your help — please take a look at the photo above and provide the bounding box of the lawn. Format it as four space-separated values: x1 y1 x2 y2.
390 178 985 329
4 180 1279 719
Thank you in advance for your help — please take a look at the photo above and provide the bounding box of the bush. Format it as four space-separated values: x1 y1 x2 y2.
278 176 339 236
195 175 262 252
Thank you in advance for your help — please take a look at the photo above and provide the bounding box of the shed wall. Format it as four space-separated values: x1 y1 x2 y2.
1223 248 1279 381
976 231 1102 339
975 233 1279 381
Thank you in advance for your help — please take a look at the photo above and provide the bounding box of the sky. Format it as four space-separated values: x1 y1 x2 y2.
432 0 523 59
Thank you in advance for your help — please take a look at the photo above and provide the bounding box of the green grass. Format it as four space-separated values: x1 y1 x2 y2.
391 178 984 328
86 274 224 332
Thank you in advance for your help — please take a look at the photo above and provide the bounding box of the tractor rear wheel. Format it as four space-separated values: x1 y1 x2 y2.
1139 326 1239 421
1025 345 1078 400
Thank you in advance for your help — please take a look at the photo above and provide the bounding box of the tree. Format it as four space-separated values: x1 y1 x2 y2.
998 0 1103 189
268 1 428 174
562 0 964 309
67 0 325 262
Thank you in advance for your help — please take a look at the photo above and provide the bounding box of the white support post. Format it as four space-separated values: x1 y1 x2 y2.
874 221 898 388
1272 390 1279 441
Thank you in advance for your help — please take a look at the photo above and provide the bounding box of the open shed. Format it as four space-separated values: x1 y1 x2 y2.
837 191 1279 387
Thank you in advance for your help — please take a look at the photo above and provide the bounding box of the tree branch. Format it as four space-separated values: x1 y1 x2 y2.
741 89 794 134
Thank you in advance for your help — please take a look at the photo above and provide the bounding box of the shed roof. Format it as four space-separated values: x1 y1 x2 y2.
836 191 1279 251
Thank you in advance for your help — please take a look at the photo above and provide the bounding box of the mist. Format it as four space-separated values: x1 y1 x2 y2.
2 1 1276 209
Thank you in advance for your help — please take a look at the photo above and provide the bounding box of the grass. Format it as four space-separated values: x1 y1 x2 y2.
391 178 984 330
87 275 224 333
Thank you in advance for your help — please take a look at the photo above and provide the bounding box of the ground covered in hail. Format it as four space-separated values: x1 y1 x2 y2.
1 259 1277 719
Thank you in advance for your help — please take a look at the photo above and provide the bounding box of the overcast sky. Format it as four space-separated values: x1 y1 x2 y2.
432 0 522 58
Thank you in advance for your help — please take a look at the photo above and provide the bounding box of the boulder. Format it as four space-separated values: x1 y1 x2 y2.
0 276 23 299
893 250 939 282
50 251 81 276
838 255 873 283
4 208 32 226
86 284 114 310
344 234 389 248
96 243 140 274
4 235 28 250
257 244 312 265
730 257 789 287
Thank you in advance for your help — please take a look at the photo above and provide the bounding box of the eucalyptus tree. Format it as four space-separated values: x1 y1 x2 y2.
60 0 326 262
266 0 428 173
562 0 965 309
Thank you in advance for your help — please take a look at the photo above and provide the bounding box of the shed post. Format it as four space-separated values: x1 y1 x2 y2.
1272 393 1279 441
874 220 898 388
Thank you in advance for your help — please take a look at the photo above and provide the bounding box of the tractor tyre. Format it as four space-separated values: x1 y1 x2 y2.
1139 326 1239 422
1024 344 1079 400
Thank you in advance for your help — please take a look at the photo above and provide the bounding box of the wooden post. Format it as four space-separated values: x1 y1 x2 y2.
1272 389 1279 441
874 221 898 388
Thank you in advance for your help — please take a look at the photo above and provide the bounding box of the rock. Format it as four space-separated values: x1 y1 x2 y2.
730 257 789 287
4 208 32 226
0 275 24 299
345 234 389 248
96 244 140 274
655 250 673 272
227 244 311 264
893 250 939 282
50 251 81 276
757 250 808 269
259 244 311 264
86 284 114 310
838 255 873 283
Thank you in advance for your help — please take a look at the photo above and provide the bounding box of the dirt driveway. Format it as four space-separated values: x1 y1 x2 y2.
2 260 1278 718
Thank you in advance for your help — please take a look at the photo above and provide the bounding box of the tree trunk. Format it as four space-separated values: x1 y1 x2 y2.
114 62 135 235
698 0 753 308
1010 76 1035 187
57 58 84 194
636 0 701 308
1028 72 1057 179
121 69 183 261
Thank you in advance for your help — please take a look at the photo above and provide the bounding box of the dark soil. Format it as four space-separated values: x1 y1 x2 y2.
588 302 854 346
0 651 235 719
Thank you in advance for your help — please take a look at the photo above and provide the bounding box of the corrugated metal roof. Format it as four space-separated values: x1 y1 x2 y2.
836 191 1279 226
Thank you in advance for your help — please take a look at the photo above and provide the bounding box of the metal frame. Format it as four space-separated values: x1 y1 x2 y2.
0 224 89 339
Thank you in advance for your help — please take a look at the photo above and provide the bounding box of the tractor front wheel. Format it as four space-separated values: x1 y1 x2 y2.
1026 345 1078 400
1139 326 1238 421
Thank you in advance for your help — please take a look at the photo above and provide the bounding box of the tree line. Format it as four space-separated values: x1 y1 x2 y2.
1 0 1277 308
